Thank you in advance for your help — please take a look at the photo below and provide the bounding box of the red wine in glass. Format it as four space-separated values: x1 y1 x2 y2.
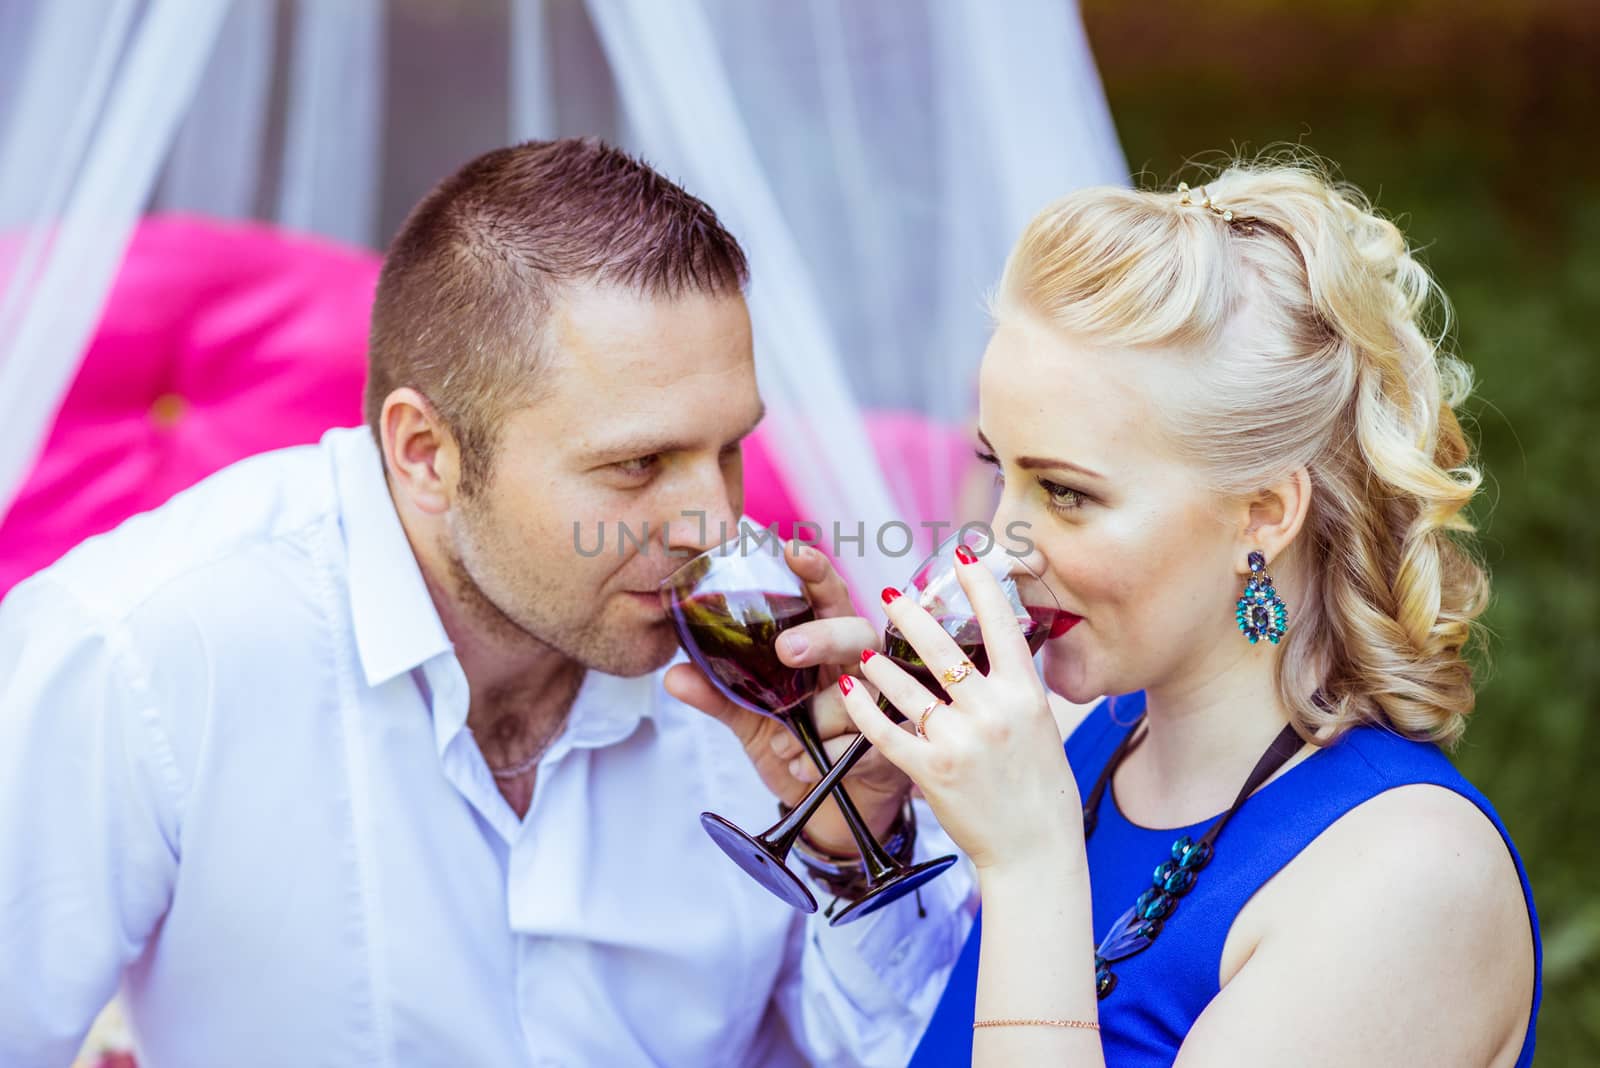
671 591 818 712
661 526 955 915
881 606 1063 706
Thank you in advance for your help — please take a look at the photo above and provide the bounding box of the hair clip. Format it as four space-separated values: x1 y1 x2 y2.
1176 182 1236 223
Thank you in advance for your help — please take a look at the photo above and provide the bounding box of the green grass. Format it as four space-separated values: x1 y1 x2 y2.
1085 4 1599 1056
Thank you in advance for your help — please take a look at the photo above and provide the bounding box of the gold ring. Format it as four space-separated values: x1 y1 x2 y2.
939 661 976 688
916 700 942 739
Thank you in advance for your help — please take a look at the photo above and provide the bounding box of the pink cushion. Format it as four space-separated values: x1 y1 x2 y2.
0 217 972 597
0 217 377 594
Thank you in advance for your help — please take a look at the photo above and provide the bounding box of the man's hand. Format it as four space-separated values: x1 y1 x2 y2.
664 544 911 854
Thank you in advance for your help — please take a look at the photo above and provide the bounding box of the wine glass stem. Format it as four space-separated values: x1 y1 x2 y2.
761 725 889 869
767 722 897 880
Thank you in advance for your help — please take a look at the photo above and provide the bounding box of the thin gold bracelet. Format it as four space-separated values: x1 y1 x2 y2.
973 1017 1100 1031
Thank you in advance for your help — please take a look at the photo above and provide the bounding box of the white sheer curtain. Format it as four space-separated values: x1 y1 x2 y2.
0 0 228 523
156 0 386 248
587 0 910 596
276 0 385 247
158 0 276 221
510 0 556 142
586 0 1125 593
0 0 1126 583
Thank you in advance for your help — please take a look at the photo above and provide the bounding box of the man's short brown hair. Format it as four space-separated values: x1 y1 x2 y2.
365 138 750 491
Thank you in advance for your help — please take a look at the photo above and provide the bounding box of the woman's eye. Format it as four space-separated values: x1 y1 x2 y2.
978 449 1082 510
974 449 1004 485
614 455 659 477
1040 479 1084 510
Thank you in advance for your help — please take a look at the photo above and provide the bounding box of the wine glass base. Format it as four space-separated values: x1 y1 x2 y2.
701 812 819 913
828 853 960 927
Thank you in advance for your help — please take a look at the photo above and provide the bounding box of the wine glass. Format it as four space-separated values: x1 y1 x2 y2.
660 520 956 915
758 527 1067 925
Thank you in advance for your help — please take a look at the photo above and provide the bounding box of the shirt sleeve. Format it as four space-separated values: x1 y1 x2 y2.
771 799 977 1068
0 575 183 1067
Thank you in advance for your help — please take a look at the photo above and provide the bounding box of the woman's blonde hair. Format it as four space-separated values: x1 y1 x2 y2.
997 154 1487 747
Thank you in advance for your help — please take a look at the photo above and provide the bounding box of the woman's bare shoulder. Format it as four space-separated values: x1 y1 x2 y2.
1257 782 1531 960
1190 784 1534 1066
1308 782 1528 914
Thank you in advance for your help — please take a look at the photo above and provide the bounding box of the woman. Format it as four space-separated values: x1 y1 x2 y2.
836 159 1541 1065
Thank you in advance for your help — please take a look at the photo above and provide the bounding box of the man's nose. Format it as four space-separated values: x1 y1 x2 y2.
662 465 741 557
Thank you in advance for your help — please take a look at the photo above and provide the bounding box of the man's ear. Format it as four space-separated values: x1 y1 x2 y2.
1233 466 1311 574
379 388 459 516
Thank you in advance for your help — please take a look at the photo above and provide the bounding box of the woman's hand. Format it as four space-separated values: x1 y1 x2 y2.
836 546 1085 874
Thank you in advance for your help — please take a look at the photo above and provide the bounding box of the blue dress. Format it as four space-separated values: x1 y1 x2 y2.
910 692 1543 1066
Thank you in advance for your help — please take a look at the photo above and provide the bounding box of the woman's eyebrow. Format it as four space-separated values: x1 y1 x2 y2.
976 429 1104 480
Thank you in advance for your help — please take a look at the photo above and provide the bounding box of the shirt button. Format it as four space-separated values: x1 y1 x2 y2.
888 943 909 966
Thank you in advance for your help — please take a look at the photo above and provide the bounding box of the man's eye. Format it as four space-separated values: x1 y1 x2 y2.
614 455 659 477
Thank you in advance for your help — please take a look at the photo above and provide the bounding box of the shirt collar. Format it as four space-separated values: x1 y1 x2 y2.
558 667 665 753
331 428 454 688
419 643 667 769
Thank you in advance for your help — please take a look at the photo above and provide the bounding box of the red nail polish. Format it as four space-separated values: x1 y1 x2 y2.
881 587 902 604
955 544 979 565
838 674 855 695
860 648 876 664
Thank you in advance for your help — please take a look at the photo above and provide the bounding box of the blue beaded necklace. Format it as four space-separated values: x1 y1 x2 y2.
1082 715 1304 999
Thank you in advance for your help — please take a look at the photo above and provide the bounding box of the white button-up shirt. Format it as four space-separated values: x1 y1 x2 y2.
0 428 971 1068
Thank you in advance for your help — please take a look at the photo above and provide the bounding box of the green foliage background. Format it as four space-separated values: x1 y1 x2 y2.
1079 1 1598 1059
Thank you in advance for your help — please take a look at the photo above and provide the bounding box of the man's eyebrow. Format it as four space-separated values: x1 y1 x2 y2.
975 429 1104 480
585 402 767 462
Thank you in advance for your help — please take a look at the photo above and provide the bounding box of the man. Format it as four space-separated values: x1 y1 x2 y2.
0 139 968 1066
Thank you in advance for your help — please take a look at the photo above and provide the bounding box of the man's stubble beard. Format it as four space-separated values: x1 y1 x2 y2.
444 510 678 679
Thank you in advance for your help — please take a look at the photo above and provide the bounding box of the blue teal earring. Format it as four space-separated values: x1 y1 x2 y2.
1236 551 1288 644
